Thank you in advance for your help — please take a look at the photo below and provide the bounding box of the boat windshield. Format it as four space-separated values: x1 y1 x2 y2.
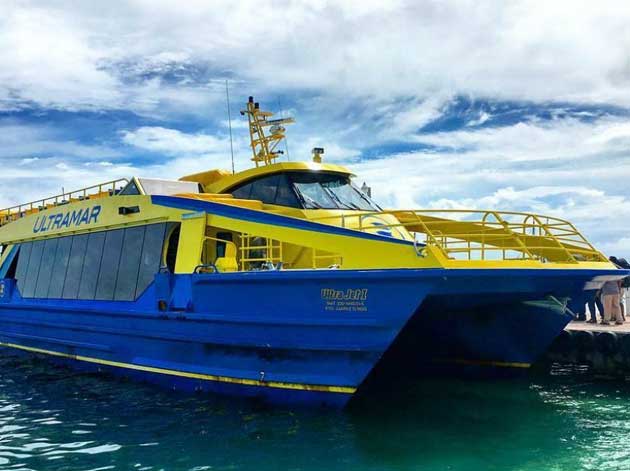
290 173 380 211
227 171 381 210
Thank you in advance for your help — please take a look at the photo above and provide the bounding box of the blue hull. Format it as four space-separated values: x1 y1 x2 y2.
0 268 622 407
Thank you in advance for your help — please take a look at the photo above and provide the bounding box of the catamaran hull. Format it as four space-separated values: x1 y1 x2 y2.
0 268 621 407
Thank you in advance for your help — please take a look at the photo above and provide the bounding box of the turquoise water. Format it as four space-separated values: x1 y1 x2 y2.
1 353 630 471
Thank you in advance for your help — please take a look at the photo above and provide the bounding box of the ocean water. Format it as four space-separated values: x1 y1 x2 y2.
1 352 630 471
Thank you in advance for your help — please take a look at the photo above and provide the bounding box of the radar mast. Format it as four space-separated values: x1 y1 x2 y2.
240 96 294 167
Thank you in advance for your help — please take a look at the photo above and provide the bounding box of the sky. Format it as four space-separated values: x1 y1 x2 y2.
1 0 630 256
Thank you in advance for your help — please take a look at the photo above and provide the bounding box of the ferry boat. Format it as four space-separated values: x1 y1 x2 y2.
0 97 626 407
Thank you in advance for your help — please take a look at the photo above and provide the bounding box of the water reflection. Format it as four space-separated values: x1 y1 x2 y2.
2 351 630 470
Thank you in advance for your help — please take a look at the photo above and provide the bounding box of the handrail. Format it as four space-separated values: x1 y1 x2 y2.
194 263 218 274
311 208 607 263
0 178 129 228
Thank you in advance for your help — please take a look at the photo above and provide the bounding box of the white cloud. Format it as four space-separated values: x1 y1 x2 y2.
0 6 123 110
466 111 491 127
384 97 448 137
289 137 361 163
601 237 630 258
120 126 255 177
0 158 137 209
402 116 630 164
0 126 122 163
220 119 249 130
1 0 630 260
121 126 229 155
2 1 630 112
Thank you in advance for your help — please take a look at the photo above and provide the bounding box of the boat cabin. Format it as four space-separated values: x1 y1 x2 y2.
180 162 380 212
0 160 397 309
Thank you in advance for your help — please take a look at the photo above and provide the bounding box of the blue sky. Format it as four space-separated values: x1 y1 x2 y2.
2 0 630 256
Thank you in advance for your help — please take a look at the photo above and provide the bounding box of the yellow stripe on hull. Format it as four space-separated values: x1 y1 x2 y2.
0 342 356 394
433 358 531 369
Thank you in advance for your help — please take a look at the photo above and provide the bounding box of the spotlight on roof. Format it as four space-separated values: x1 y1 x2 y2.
311 147 325 163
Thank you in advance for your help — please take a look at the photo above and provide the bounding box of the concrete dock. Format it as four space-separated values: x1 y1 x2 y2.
543 319 630 376
567 320 630 334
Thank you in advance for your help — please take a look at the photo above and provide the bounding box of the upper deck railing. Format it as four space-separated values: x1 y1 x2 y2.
0 179 128 228
313 209 607 263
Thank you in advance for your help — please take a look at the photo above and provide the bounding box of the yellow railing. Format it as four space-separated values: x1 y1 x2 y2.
197 233 343 271
312 249 343 269
0 179 129 228
313 209 607 263
239 234 284 270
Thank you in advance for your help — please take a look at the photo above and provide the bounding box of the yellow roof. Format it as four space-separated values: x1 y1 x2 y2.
179 169 232 187
192 161 353 194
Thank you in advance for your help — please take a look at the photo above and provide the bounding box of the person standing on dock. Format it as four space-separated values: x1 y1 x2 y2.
619 276 629 322
602 280 623 325
608 256 629 322
587 289 604 324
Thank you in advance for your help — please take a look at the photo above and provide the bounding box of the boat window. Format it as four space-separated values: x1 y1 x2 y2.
78 232 106 300
13 223 169 301
322 176 378 211
215 232 233 259
34 238 58 298
290 172 380 210
48 236 73 298
231 173 300 208
165 225 180 273
95 229 125 300
231 182 253 200
119 179 141 195
114 226 145 301
22 240 45 298
15 243 32 290
62 234 88 300
136 223 166 297
250 174 280 203
0 245 14 279
229 174 301 208
291 175 337 209
0 246 19 280
227 172 379 210
274 174 301 207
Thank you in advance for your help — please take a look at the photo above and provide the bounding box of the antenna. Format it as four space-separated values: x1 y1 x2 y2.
276 97 291 161
225 80 235 174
